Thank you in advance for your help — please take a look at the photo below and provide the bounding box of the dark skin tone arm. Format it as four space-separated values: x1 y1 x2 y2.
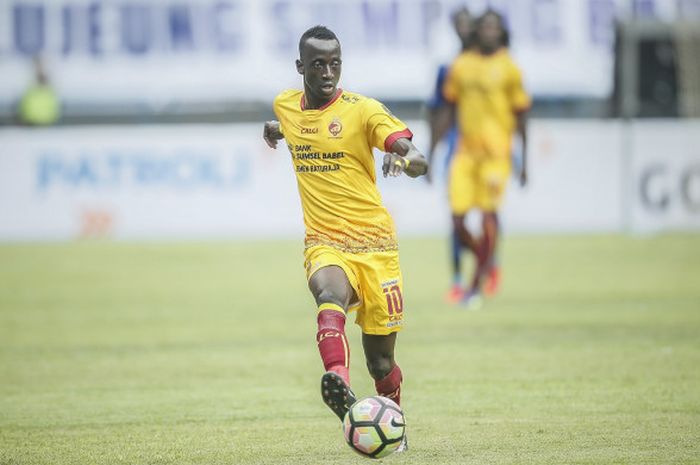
515 110 528 187
382 137 428 178
426 103 456 184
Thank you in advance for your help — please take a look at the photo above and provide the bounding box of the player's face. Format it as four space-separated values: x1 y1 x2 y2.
453 12 472 47
297 38 342 104
477 14 503 53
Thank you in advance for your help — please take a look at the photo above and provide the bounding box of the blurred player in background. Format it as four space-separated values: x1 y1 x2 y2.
17 55 60 126
263 25 427 450
438 10 530 308
426 6 475 303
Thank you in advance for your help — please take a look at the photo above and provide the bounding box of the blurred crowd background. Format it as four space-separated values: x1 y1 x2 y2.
0 0 699 240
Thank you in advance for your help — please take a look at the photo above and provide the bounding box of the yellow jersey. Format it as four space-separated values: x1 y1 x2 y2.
443 49 530 159
273 89 413 253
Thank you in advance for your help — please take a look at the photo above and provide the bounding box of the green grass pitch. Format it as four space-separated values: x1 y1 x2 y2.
1 235 699 464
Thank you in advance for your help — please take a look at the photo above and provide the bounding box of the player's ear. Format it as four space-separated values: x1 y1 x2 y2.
296 59 304 75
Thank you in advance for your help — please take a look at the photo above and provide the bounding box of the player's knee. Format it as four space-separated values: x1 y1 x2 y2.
315 288 348 310
366 355 393 380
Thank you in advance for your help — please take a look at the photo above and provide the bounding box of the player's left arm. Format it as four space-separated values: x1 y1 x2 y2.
426 64 457 184
515 110 529 187
382 138 428 179
509 61 531 187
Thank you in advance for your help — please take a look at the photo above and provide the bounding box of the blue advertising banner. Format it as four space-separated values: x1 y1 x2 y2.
1 0 699 104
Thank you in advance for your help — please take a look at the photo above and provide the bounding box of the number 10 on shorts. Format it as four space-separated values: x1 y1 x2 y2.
382 282 404 315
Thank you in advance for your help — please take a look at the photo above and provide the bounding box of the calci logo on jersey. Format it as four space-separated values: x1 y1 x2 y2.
328 117 343 138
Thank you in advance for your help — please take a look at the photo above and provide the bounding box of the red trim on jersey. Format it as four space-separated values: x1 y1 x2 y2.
384 128 413 153
300 88 343 111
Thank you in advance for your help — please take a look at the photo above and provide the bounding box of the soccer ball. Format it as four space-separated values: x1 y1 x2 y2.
342 396 405 458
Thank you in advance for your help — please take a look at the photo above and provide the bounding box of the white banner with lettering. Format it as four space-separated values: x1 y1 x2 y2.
2 0 700 105
1 120 699 240
629 121 700 233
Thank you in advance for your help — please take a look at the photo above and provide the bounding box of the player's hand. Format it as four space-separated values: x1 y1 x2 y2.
382 153 408 178
519 169 528 187
263 120 284 149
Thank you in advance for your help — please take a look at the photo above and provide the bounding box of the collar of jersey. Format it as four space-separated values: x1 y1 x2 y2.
300 88 343 111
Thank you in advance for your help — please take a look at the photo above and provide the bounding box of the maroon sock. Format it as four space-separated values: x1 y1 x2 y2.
375 365 402 406
316 309 350 384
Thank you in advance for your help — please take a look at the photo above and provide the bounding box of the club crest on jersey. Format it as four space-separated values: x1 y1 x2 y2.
328 117 343 137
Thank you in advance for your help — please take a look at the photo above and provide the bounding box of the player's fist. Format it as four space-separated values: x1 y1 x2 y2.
263 120 284 149
382 153 408 178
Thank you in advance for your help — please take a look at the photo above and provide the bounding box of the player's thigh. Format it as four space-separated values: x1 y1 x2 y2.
476 159 511 211
448 154 478 215
305 246 360 308
351 251 404 336
308 266 356 308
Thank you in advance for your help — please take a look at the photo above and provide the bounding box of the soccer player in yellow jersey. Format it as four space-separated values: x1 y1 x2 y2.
262 26 427 445
436 10 530 307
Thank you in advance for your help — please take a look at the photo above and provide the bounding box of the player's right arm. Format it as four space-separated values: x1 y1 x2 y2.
426 65 456 184
426 104 455 184
515 111 528 187
426 60 460 183
263 120 284 149
507 61 531 187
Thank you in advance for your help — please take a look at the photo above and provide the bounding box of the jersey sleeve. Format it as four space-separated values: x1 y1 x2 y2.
508 64 531 112
272 93 286 136
363 98 413 153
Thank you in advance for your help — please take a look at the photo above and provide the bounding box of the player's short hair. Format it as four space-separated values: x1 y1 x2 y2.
451 6 476 49
450 5 470 22
476 9 510 47
299 25 339 57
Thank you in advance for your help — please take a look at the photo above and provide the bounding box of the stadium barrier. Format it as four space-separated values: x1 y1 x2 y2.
0 120 698 240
